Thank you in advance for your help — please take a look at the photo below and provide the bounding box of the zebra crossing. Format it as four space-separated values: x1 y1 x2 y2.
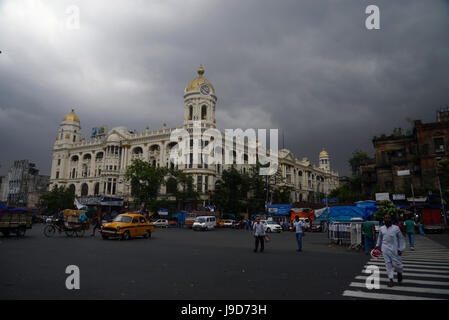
343 235 449 300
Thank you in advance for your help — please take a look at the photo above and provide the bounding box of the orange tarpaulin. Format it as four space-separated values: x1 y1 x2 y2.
289 208 315 222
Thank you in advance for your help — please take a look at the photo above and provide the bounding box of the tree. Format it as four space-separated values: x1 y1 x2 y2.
349 150 372 177
125 159 168 209
374 200 404 221
212 166 250 215
38 185 75 214
168 168 199 205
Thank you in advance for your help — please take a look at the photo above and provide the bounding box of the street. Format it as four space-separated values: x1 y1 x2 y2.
0 225 369 300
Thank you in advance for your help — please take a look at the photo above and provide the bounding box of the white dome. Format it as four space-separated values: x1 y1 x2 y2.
107 133 121 143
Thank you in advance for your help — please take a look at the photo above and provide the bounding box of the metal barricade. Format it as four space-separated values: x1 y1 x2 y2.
328 221 363 250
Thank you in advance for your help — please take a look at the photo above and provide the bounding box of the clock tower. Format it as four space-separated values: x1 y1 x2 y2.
183 65 217 129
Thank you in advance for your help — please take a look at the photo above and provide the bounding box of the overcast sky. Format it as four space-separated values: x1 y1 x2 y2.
1 0 448 177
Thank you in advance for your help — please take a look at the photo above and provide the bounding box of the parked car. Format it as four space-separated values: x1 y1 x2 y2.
153 219 169 228
100 213 154 240
193 216 216 231
222 219 234 228
261 220 282 233
311 220 322 232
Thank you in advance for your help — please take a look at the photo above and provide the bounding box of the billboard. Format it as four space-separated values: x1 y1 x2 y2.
91 126 107 138
375 193 390 201
397 170 410 176
392 194 406 200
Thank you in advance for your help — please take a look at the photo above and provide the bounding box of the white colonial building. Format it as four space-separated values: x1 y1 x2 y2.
49 66 339 204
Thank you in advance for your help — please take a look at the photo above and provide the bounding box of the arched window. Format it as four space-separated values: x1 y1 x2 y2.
96 152 104 160
201 105 207 120
71 155 79 162
189 106 193 120
81 183 89 196
94 183 100 195
68 184 76 195
133 147 143 154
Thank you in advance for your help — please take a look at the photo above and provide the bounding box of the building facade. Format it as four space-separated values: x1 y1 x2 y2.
49 66 339 204
3 160 49 208
361 111 449 194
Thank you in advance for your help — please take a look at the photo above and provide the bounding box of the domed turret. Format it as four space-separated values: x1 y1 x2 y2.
319 148 330 171
55 109 81 146
183 65 217 128
185 65 215 95
62 109 80 123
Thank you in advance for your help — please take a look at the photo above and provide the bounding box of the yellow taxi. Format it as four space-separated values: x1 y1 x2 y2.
100 213 154 240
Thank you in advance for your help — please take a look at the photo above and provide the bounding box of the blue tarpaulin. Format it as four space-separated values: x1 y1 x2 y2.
267 204 293 215
172 211 186 224
355 201 377 217
316 206 367 222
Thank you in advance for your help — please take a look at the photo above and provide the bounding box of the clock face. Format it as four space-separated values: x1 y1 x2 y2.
200 83 210 95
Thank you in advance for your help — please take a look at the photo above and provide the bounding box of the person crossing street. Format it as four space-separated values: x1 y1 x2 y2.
375 214 406 287
293 216 304 252
252 216 266 253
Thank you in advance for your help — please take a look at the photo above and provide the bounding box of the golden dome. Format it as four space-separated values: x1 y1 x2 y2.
185 65 215 94
320 149 329 157
62 109 80 123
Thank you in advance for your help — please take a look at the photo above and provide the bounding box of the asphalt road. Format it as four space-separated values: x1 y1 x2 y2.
0 224 369 300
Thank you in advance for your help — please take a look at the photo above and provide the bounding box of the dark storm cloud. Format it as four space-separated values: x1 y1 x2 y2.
1 0 448 176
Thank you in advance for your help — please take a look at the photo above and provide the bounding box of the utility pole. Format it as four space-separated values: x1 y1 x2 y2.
435 158 448 229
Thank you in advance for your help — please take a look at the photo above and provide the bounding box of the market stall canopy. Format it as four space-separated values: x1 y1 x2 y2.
355 201 377 216
315 206 367 222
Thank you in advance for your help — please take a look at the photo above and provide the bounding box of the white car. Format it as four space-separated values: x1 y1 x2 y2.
153 219 169 228
261 220 282 233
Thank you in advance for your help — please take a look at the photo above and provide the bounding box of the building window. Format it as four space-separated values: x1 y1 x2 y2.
205 176 209 192
434 138 445 153
197 175 202 192
56 171 59 179
189 106 193 120
201 105 207 120
57 159 61 166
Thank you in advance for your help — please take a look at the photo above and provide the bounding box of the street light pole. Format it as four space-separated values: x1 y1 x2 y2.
437 175 448 228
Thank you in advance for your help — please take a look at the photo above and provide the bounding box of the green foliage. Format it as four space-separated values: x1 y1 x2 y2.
212 166 250 214
38 185 75 214
374 200 404 221
349 150 372 176
328 184 361 203
125 159 169 209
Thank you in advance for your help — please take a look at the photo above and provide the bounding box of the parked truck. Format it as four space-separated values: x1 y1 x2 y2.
0 203 32 237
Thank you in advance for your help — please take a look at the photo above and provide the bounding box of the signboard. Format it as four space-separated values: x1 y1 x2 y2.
91 126 107 138
267 204 293 215
158 208 169 216
397 170 410 176
392 194 406 201
375 193 390 201
100 197 124 206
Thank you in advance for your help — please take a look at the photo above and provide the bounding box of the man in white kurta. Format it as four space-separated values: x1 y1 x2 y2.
375 214 406 287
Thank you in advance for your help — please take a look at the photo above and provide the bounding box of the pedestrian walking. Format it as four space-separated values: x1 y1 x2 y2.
404 215 416 250
253 217 265 253
362 215 376 255
293 216 304 252
91 213 101 237
375 214 406 287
